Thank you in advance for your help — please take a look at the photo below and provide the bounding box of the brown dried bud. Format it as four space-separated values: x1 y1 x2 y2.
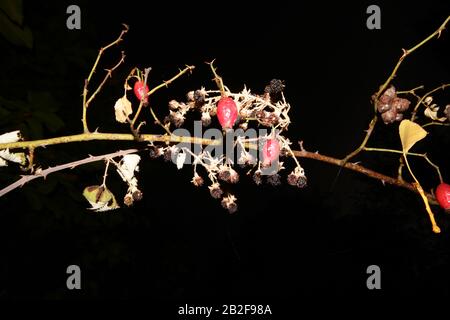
391 97 410 112
149 145 163 159
132 189 143 202
266 113 279 125
186 91 195 102
287 172 307 188
445 105 450 121
191 173 204 187
229 168 239 184
264 79 285 97
376 102 392 113
124 194 133 207
201 112 211 127
380 86 396 104
169 111 185 128
168 100 179 110
255 110 266 119
221 194 238 214
381 108 398 124
239 122 248 130
163 148 172 162
194 89 206 107
267 173 281 186
253 171 263 185
395 113 403 122
376 86 397 114
209 183 223 199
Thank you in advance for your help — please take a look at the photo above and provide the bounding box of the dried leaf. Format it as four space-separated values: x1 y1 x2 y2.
82 185 119 212
114 96 133 123
176 151 186 170
399 120 427 154
0 130 21 143
0 149 26 165
424 107 447 122
117 154 140 180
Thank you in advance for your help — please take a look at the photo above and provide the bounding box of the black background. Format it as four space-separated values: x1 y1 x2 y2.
1 0 450 309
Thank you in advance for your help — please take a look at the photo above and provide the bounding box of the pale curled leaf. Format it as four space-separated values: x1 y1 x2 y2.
0 130 22 143
114 96 133 123
424 107 447 122
82 185 119 212
0 149 26 165
399 120 427 153
176 151 186 170
117 154 140 182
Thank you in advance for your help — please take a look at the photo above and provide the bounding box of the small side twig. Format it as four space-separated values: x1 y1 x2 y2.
130 65 195 128
82 24 129 133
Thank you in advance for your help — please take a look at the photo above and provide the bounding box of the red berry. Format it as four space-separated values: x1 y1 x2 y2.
217 97 238 129
436 183 450 211
262 138 280 164
134 81 149 103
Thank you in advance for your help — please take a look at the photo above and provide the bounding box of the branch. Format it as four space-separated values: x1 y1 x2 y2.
0 133 437 204
375 16 450 100
0 149 138 197
82 24 129 133
342 15 450 164
411 83 450 121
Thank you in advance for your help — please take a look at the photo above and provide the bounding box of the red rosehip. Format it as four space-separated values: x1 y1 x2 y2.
262 138 280 164
134 81 149 104
217 97 238 129
436 183 450 211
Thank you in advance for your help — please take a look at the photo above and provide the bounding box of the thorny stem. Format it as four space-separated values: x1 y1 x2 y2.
363 147 443 183
342 115 378 163
341 15 450 165
375 16 450 100
0 133 437 205
396 85 424 95
101 160 110 186
149 106 171 135
130 65 195 128
208 60 225 96
0 149 138 197
82 24 129 133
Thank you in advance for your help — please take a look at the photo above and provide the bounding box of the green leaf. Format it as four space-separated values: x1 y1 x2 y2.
0 0 23 25
0 10 32 48
27 91 59 112
25 118 43 139
34 111 64 132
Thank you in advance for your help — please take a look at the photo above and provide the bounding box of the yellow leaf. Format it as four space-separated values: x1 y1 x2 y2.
399 120 427 154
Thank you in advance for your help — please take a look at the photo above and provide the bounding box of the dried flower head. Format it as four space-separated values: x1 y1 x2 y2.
169 111 185 128
444 105 450 121
221 194 238 214
253 170 263 185
191 172 204 187
186 91 195 102
149 145 163 159
209 183 223 199
201 111 211 127
287 167 307 188
194 88 207 107
267 173 281 186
